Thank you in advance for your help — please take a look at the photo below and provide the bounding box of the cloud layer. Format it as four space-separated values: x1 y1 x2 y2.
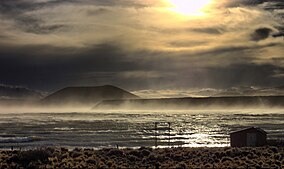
0 0 283 93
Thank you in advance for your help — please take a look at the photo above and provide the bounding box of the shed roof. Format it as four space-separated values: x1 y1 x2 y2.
230 127 267 135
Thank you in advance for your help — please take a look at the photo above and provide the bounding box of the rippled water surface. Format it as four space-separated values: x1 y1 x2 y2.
0 110 283 149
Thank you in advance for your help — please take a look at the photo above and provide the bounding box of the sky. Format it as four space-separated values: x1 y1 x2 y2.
0 0 283 94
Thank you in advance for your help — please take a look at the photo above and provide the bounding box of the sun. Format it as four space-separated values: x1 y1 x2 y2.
167 0 212 16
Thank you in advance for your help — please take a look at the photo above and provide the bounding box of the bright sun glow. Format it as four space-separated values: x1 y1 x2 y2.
167 0 212 16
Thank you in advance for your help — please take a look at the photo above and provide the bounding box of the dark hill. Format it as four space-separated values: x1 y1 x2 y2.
213 86 284 97
0 84 43 100
95 96 284 110
275 85 284 90
42 85 139 106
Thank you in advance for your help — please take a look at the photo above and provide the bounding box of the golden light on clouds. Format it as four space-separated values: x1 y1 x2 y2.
0 0 283 91
167 0 212 16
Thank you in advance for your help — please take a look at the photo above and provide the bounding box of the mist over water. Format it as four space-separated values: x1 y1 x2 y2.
0 109 283 149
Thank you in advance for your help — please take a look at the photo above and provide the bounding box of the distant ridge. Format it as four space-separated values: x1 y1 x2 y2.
42 85 139 106
95 96 284 110
0 84 43 100
213 86 284 97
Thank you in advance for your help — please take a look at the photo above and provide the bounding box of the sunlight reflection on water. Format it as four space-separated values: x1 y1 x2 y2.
0 109 283 149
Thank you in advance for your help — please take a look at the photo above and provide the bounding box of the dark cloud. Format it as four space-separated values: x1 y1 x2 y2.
224 0 263 8
224 0 284 38
251 28 273 41
0 0 283 93
224 0 282 7
262 1 284 10
0 0 145 13
169 41 207 48
205 64 284 88
0 44 144 91
0 0 33 13
86 8 110 16
117 63 284 90
0 0 68 34
192 43 279 57
15 17 67 34
272 27 284 38
0 42 283 92
0 34 11 40
273 32 284 38
190 27 224 34
0 0 148 35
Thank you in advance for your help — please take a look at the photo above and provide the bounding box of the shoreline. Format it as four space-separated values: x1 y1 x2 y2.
0 146 283 168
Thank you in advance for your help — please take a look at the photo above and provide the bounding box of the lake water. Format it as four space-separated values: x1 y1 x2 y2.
0 110 283 149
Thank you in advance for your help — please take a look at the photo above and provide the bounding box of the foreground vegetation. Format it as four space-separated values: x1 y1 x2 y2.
0 146 283 168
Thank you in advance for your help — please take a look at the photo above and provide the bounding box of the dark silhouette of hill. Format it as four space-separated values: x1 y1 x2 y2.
95 96 284 110
213 86 284 97
42 85 139 106
275 85 284 90
0 84 43 100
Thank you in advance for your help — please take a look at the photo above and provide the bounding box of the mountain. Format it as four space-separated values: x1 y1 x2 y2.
275 85 284 90
95 96 284 110
42 85 139 106
213 86 284 97
187 89 221 97
0 84 44 100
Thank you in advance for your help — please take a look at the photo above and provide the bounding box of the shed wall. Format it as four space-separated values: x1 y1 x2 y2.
230 129 267 147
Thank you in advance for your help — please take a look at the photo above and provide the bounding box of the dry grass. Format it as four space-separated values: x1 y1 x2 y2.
0 146 283 168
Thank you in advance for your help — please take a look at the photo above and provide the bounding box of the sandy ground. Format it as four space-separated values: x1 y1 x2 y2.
0 146 283 168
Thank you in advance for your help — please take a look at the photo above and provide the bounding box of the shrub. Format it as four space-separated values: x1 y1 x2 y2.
107 149 124 157
86 157 97 165
17 149 52 167
60 147 69 152
128 155 138 162
221 157 233 163
128 150 141 158
270 147 278 153
70 151 82 158
141 149 151 157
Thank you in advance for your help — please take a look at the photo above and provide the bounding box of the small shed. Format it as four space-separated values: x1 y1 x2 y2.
230 127 267 147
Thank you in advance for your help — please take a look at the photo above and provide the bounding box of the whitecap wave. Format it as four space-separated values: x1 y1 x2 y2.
0 136 41 143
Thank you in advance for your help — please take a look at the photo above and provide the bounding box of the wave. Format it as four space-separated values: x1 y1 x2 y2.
0 136 42 143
